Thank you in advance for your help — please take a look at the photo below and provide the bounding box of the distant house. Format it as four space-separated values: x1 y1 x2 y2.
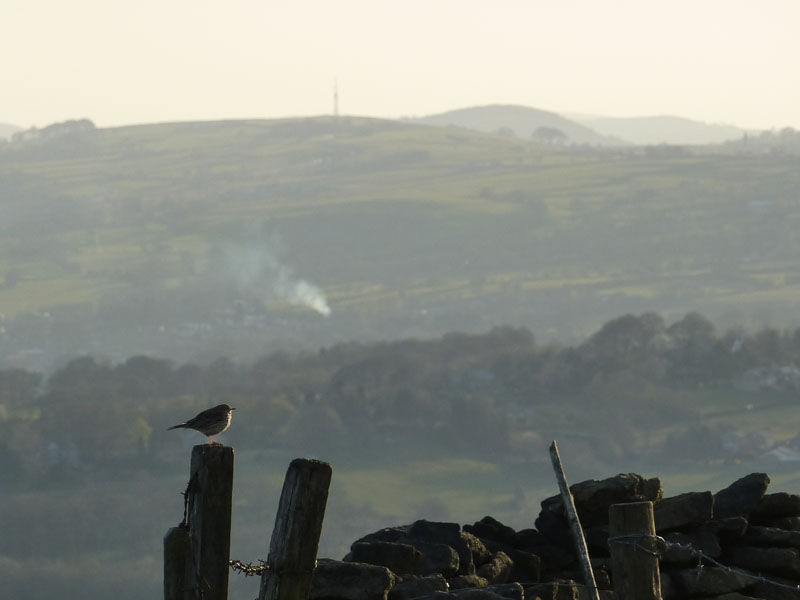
760 446 800 462
733 365 800 393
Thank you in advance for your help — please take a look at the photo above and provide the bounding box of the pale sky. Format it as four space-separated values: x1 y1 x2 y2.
3 0 799 130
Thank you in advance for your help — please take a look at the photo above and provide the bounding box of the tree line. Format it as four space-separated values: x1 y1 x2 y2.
2 311 799 483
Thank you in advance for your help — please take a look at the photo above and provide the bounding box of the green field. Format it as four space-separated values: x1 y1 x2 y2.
2 117 800 367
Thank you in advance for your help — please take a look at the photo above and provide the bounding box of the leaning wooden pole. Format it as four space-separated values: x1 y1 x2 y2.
549 440 600 600
259 459 333 600
609 501 662 600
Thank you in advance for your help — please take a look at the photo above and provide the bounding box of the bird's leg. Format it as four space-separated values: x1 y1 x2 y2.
208 436 222 446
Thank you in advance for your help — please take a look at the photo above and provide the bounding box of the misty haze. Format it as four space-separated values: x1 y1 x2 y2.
2 106 800 600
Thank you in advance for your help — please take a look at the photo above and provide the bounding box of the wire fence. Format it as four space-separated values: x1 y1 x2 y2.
229 559 270 577
609 532 800 593
227 532 800 595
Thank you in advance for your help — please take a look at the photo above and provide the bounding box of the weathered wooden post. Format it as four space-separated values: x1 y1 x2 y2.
164 526 190 600
259 458 332 600
164 445 235 600
608 501 662 600
549 441 600 600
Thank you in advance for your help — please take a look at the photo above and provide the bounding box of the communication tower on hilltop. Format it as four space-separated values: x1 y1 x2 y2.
333 78 339 117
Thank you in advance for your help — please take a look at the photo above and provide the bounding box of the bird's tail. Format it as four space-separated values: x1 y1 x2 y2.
167 423 187 430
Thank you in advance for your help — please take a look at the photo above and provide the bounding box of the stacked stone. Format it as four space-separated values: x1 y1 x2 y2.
309 473 800 600
659 474 800 600
537 472 800 599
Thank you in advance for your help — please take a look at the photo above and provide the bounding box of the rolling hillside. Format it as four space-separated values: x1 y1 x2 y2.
571 114 747 145
2 114 800 600
409 104 626 145
1 115 799 368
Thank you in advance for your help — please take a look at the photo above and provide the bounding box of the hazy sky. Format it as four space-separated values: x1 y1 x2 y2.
3 0 798 130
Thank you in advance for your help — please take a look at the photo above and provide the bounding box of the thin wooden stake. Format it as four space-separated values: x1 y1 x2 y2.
549 440 600 600
259 458 332 600
609 502 662 600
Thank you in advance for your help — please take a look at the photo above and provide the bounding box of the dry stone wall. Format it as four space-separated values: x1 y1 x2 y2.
309 472 800 600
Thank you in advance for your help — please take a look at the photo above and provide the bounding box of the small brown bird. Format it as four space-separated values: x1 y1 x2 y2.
168 404 235 445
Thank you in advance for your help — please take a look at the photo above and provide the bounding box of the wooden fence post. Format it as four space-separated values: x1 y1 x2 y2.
164 445 235 600
549 441 600 600
164 526 190 600
609 501 662 600
259 458 333 600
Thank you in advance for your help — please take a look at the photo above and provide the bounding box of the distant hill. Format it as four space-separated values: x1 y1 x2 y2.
408 104 627 146
0 123 22 140
569 114 747 146
2 115 800 369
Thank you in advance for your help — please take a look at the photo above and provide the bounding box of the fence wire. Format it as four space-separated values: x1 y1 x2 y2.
609 533 800 593
227 532 800 595
230 559 271 577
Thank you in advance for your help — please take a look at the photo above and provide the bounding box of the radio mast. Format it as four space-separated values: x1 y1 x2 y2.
333 78 339 117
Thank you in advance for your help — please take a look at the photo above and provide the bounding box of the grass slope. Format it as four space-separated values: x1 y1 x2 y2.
1 116 800 363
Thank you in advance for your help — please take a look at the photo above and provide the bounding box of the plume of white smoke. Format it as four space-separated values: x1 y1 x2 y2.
268 256 332 316
223 236 331 317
